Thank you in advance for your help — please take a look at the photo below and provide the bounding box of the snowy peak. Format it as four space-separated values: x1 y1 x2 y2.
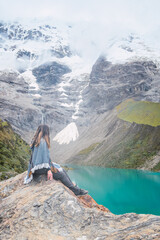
0 21 72 71
1 21 159 73
105 33 160 64
0 21 71 44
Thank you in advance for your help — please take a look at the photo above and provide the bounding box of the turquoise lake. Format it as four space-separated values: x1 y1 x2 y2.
67 166 160 215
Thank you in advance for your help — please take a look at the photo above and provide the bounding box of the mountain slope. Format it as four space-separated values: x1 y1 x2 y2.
0 119 30 180
65 100 160 170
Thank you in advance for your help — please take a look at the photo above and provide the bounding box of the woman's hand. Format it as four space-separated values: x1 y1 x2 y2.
47 170 53 181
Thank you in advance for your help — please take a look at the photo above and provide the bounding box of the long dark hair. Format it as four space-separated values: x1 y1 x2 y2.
30 125 50 148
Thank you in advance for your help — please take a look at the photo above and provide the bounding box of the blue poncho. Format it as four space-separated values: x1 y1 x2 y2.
24 138 62 184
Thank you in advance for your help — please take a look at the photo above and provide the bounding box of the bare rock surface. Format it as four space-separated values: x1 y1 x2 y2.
84 58 160 114
0 173 160 240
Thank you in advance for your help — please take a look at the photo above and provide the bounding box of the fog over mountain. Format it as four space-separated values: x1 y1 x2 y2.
1 0 160 65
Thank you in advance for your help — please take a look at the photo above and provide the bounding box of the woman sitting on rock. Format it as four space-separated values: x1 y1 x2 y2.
24 124 88 196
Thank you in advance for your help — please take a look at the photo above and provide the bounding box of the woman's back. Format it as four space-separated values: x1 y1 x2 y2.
24 125 51 184
31 138 50 171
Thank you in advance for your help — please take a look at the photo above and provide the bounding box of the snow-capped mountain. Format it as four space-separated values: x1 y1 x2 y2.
0 21 93 73
1 20 160 165
0 21 92 146
0 21 72 69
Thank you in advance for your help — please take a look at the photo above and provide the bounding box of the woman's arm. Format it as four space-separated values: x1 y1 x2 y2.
47 169 53 180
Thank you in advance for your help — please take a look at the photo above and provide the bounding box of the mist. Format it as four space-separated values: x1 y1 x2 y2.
1 0 160 31
0 0 160 67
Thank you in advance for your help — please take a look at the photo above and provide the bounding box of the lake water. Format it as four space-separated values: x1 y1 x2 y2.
67 165 160 215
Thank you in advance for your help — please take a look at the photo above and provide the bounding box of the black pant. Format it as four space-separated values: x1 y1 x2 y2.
33 168 81 195
52 169 81 195
33 168 48 182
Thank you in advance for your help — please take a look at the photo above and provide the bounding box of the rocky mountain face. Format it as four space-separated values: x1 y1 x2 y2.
0 21 90 142
60 57 160 169
0 70 42 140
0 21 160 170
54 58 160 167
83 58 160 114
1 173 160 240
32 62 71 86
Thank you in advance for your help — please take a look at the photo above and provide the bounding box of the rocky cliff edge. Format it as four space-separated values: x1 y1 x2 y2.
0 173 160 240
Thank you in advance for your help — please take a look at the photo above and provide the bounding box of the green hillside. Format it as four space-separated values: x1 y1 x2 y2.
116 99 160 127
0 119 30 180
69 100 160 171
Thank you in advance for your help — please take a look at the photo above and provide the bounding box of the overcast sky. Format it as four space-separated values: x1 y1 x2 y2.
1 0 160 63
0 0 160 32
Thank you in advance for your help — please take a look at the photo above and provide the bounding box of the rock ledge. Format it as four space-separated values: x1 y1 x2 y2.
0 173 160 240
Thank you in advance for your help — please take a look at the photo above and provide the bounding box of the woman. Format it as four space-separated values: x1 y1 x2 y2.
24 125 88 196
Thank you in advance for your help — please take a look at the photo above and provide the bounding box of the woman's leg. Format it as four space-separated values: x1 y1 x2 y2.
62 169 75 185
52 170 83 195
